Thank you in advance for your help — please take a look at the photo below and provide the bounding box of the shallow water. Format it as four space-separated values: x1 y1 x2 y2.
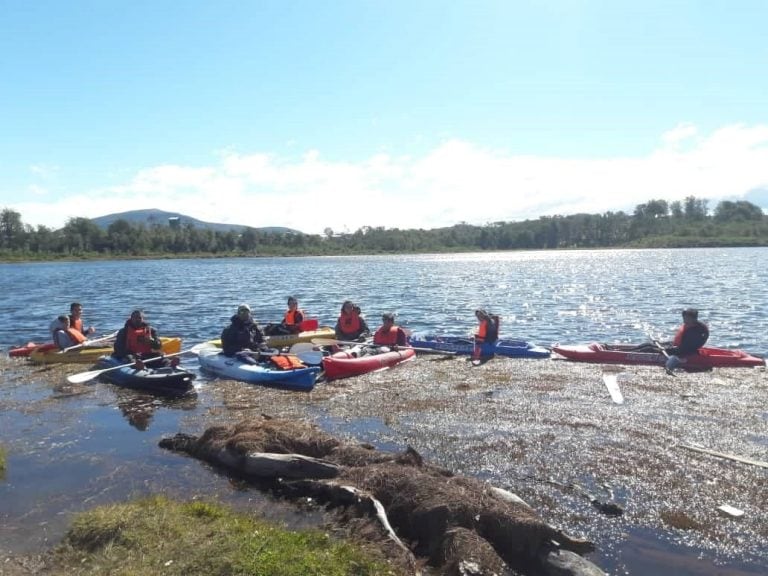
1 249 767 574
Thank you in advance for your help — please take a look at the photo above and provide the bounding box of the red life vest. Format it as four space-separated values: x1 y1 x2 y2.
374 325 400 346
338 311 362 334
125 326 154 354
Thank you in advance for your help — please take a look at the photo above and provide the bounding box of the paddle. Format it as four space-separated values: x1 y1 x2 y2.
66 348 196 384
311 338 456 356
59 330 119 353
649 334 676 376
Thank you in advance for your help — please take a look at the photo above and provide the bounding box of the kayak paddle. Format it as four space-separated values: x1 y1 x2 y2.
66 348 196 384
59 330 119 353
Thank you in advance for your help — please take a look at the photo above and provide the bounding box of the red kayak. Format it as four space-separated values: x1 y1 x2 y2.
9 342 58 358
322 347 416 381
552 343 765 370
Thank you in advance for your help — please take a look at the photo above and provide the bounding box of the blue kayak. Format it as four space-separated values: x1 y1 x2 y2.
96 355 196 396
409 335 550 358
196 346 321 391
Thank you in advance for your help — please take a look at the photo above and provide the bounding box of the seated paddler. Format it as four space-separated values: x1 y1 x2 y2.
334 300 370 342
373 312 409 351
221 304 269 363
113 309 172 369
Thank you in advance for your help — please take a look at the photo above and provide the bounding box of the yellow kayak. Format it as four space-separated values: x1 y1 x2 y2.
208 326 336 350
29 337 183 364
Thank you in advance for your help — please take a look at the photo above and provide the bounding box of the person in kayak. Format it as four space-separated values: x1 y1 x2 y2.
221 304 269 363
663 308 709 374
335 300 370 342
69 302 96 337
373 312 409 351
473 309 500 361
51 314 87 350
264 296 305 336
113 309 172 369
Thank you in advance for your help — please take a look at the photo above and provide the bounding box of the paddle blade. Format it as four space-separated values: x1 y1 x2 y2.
602 374 624 404
66 369 105 384
296 351 324 365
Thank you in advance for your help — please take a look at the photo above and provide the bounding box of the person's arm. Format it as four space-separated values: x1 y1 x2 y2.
396 328 408 347
113 329 132 360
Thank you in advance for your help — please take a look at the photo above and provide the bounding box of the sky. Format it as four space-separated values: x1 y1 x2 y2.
1 0 767 235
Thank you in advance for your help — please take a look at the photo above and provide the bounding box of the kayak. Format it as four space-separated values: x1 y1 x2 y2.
408 335 550 358
29 337 183 365
552 343 766 369
264 326 336 348
322 347 416 381
95 355 196 396
196 347 321 391
207 326 336 351
9 342 58 358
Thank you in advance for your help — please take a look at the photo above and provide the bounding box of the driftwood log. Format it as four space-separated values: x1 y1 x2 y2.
160 418 604 576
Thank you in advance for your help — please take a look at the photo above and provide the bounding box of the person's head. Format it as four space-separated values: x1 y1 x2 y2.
475 308 489 321
287 296 298 309
70 302 83 317
682 308 699 323
237 304 252 321
381 312 395 326
58 314 70 327
341 300 355 313
129 309 145 327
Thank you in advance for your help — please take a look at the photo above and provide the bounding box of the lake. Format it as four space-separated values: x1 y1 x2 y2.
1 248 766 575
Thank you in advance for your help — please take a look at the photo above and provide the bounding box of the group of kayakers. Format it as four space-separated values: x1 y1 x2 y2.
47 297 709 375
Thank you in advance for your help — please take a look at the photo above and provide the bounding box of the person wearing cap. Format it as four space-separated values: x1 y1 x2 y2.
373 312 409 349
51 314 86 350
664 308 709 374
113 309 167 369
335 300 370 342
221 304 267 360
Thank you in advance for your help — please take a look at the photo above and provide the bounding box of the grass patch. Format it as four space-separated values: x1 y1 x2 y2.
53 495 398 575
0 445 6 477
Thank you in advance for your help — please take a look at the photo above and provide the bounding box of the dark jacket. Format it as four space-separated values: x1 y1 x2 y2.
221 315 265 357
113 320 162 361
667 321 709 356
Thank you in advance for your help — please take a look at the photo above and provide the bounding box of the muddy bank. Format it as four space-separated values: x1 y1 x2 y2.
181 356 768 573
1 354 766 574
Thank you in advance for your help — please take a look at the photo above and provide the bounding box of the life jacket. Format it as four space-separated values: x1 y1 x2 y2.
374 325 400 346
339 311 362 334
66 328 87 344
125 325 154 354
283 309 304 327
69 316 85 335
476 315 500 343
270 355 305 370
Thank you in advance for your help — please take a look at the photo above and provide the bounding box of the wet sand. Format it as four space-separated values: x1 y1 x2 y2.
1 354 766 574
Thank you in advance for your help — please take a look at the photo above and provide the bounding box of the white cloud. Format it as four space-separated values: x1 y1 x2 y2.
9 123 768 234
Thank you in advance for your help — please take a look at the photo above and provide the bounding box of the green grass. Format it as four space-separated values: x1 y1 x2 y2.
0 445 6 477
53 496 398 576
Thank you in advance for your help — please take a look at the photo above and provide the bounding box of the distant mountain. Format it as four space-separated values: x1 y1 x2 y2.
90 209 301 234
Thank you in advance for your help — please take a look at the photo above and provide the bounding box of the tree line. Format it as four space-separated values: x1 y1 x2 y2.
1 196 767 260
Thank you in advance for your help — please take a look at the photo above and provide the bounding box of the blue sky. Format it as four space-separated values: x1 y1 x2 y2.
1 1 766 234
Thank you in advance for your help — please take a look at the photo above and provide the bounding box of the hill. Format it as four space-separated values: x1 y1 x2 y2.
90 208 301 234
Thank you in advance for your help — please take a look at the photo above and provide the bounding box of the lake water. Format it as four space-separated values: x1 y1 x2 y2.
1 248 766 574
1 248 766 353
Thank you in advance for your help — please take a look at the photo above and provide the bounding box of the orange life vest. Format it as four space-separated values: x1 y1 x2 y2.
283 309 304 327
125 326 154 354
69 317 84 334
374 325 400 346
270 355 305 370
339 311 362 334
66 328 87 344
